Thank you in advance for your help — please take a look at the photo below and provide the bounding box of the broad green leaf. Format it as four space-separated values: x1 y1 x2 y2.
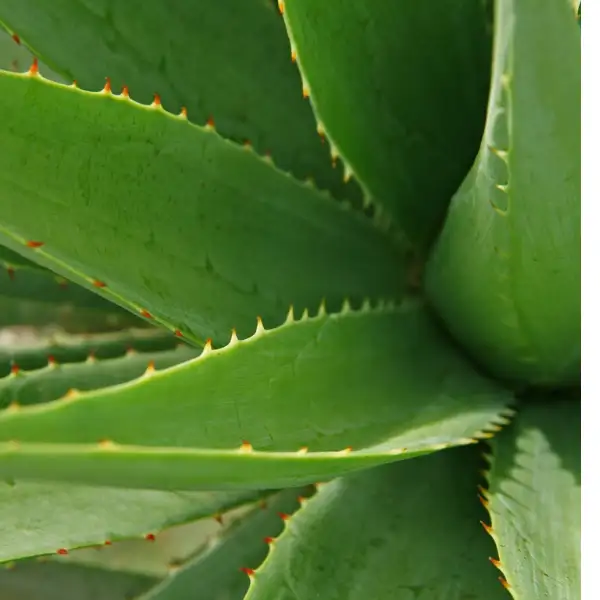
484 396 580 599
0 480 266 563
0 327 188 377
0 561 156 600
0 0 359 202
281 0 492 248
0 344 199 408
425 0 581 385
0 71 406 347
245 446 507 600
138 489 311 600
0 301 512 490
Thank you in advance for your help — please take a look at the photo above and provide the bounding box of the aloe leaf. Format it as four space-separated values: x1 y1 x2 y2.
1 479 267 563
281 0 492 248
245 446 507 599
425 0 580 385
0 0 358 202
0 328 187 377
0 561 156 600
0 344 198 409
0 71 406 347
483 395 580 599
137 488 311 600
0 301 512 490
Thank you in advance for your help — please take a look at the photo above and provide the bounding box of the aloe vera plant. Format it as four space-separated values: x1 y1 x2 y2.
0 0 580 598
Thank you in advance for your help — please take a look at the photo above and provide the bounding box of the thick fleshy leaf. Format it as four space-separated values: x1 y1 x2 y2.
0 71 406 347
425 0 581 385
0 480 266 563
0 561 156 600
138 489 310 600
281 0 492 248
0 0 359 201
245 446 508 599
0 344 199 408
483 396 580 599
0 301 512 490
0 328 187 377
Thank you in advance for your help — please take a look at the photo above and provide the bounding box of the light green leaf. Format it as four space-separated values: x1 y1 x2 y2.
0 561 156 600
138 489 310 600
425 0 581 385
281 0 492 248
0 480 266 562
0 0 359 202
0 301 512 490
0 344 198 408
0 71 406 346
245 446 508 600
484 395 580 599
0 327 188 377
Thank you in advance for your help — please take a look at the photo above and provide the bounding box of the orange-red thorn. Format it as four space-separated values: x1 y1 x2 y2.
302 86 309 99
489 557 502 569
7 267 15 281
480 520 494 535
11 33 20 45
239 440 253 452
174 329 184 338
104 540 112 546
278 512 290 521
145 533 156 542
478 494 489 509
72 80 78 88
206 115 215 128
180 106 188 118
121 85 130 98
10 364 20 375
291 50 297 63
56 548 69 555
92 279 106 288
278 0 284 14
240 567 255 576
264 536 275 544
26 240 44 248
28 58 39 76
47 355 57 366
499 576 511 590
152 93 161 107
103 77 111 93
140 309 153 319
214 514 224 525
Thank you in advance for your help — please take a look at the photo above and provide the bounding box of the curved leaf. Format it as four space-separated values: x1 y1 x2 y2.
425 0 581 385
0 301 512 490
281 0 492 248
138 489 311 600
0 344 199 409
0 71 406 346
0 0 359 202
0 328 187 377
0 480 266 563
483 395 580 599
245 446 507 599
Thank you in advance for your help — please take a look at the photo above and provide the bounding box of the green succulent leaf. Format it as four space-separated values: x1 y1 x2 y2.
138 488 311 600
0 561 156 600
425 0 581 385
281 0 492 248
0 301 511 490
0 343 199 408
0 0 359 202
0 480 266 563
0 70 406 346
0 328 189 377
484 395 581 599
245 446 508 600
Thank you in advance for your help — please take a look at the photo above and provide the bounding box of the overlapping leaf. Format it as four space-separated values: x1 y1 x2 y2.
425 0 581 384
0 71 406 346
0 301 512 490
